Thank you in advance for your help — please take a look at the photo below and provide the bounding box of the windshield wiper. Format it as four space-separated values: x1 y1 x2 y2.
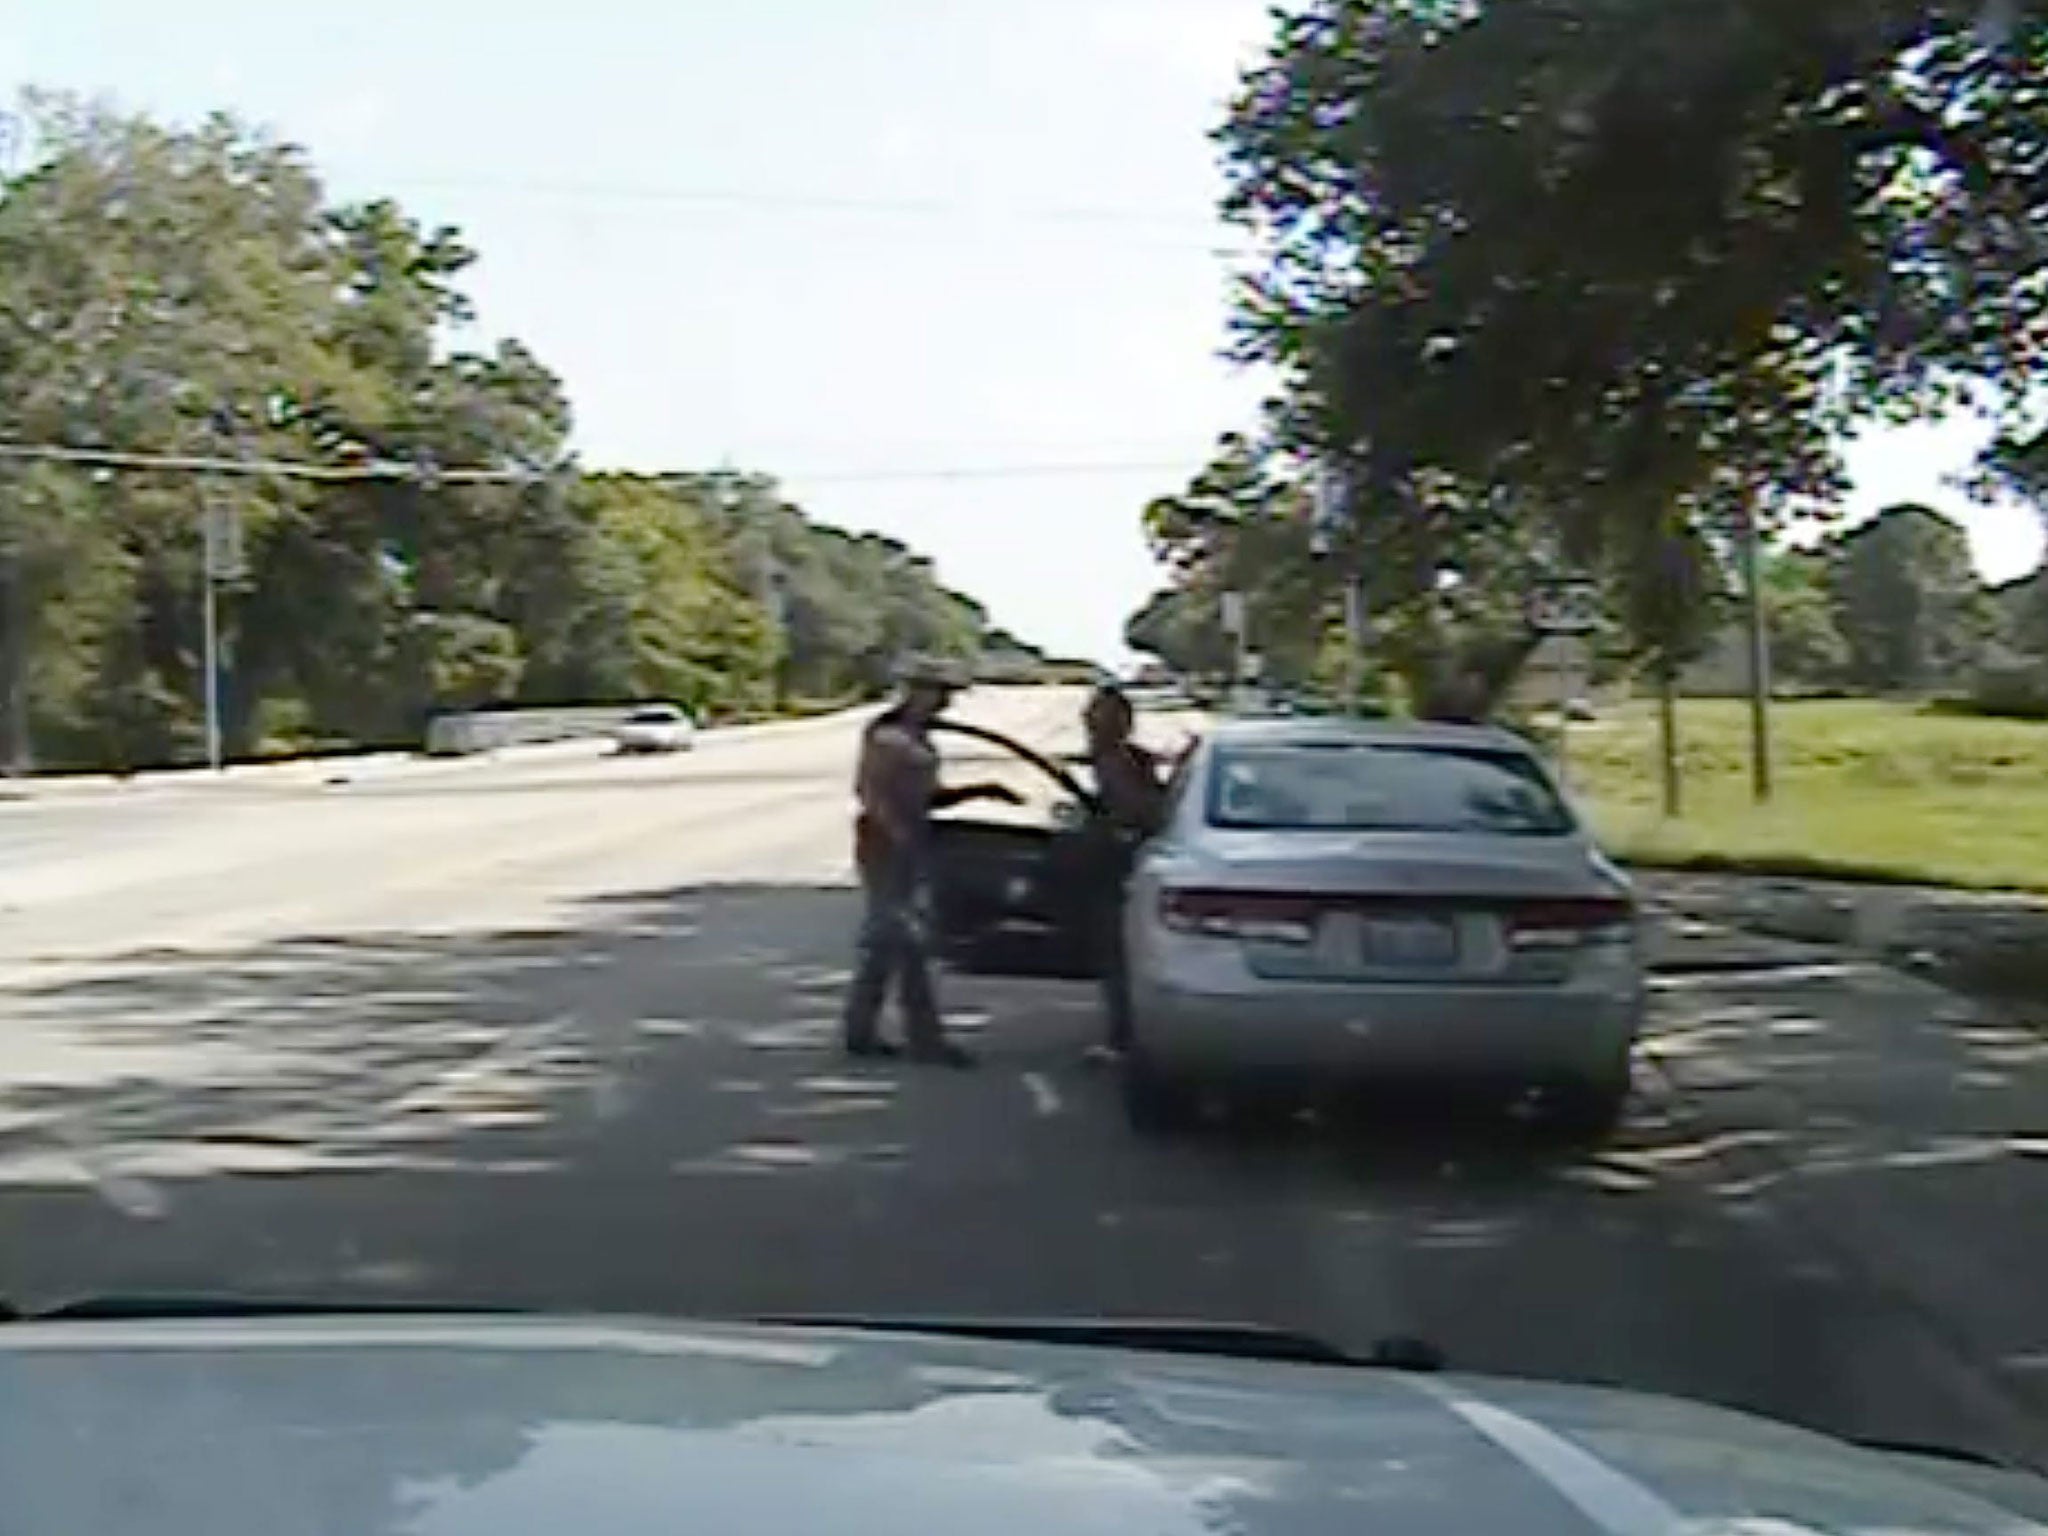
754 1315 1445 1371
1852 1436 2018 1472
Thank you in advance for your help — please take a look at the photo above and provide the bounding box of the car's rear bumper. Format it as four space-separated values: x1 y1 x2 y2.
1129 965 1641 1084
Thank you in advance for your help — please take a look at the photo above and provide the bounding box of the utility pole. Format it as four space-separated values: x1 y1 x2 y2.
1658 657 1683 818
1528 579 1597 784
198 472 239 773
1739 498 1773 804
1649 526 1688 819
201 499 223 771
0 108 29 777
758 535 787 703
1311 455 1371 713
1222 589 1249 699
198 420 226 773
1343 576 1369 712
715 457 786 700
1 490 26 778
199 407 250 773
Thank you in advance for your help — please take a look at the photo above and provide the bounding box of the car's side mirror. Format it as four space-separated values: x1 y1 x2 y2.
1050 799 1089 833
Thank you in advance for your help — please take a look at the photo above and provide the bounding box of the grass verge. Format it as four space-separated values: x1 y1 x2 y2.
1566 698 2048 896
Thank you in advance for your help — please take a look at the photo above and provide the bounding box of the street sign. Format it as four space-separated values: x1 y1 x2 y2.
1528 579 1599 635
1342 579 1372 647
203 500 246 581
1523 634 1592 786
1523 635 1590 699
1221 590 1247 637
1310 461 1347 556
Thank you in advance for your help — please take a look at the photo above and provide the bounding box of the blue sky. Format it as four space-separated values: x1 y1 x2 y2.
5 2 2042 660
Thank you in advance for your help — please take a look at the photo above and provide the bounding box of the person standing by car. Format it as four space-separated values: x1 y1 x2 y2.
1081 684 1170 1064
842 657 1019 1068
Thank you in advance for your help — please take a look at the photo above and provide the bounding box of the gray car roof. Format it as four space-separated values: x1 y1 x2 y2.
1203 715 1538 753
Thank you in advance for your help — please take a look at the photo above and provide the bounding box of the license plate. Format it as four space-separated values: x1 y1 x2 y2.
1360 916 1458 968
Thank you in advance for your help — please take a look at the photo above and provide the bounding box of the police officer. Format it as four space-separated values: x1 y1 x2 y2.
841 656 1019 1067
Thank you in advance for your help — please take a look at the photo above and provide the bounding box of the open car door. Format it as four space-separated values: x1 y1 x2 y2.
925 719 1113 981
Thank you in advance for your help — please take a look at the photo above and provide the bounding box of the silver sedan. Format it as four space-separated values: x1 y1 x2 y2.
925 714 1643 1139
1120 717 1643 1133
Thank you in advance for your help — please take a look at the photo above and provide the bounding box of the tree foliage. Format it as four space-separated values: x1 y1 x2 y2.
1150 0 2048 709
1229 0 2046 473
1823 502 1999 690
1761 550 1850 687
0 97 1033 770
1129 430 1651 712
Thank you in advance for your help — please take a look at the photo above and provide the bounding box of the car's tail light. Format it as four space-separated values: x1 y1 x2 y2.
1506 896 1635 950
1158 888 1318 946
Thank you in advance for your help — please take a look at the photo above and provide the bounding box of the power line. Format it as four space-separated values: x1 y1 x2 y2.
0 441 543 484
0 439 1194 487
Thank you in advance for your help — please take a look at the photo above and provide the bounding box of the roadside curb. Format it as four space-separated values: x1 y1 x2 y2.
0 742 599 801
0 704 889 805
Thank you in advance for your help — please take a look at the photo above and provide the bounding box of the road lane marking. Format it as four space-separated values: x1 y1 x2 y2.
1405 1377 1681 1536
1649 960 1868 991
1021 1071 1062 1118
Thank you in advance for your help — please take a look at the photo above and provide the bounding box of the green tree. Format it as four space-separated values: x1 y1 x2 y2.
1763 550 1848 689
1125 584 1235 680
692 474 998 702
576 475 778 718
1825 504 1997 691
1991 566 2048 658
1131 433 1584 713
1214 0 2045 694
0 96 374 763
1135 436 1332 687
0 95 1042 768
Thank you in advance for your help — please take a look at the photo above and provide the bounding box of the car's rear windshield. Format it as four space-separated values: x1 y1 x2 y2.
625 706 683 724
1206 741 1574 837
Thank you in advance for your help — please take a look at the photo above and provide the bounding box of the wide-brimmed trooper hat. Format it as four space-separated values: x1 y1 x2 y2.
894 654 968 692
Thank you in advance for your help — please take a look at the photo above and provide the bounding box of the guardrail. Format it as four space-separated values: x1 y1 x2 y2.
424 706 643 757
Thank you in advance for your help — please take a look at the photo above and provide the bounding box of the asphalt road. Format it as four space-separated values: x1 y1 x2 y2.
3 687 2046 1471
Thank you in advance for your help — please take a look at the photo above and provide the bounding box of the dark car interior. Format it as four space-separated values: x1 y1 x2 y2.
925 719 1118 981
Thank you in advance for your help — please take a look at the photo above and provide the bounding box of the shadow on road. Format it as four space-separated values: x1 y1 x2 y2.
0 875 1605 1195
0 883 885 1189
1637 968 2048 1453
2 879 2042 1467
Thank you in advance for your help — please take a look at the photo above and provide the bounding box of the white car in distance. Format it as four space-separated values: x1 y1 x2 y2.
612 702 696 755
